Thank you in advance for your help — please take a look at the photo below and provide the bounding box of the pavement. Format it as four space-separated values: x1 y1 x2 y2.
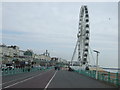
48 70 116 88
1 69 118 89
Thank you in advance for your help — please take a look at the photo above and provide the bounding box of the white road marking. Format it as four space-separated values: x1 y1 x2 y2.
3 69 52 88
1 71 43 85
44 70 57 89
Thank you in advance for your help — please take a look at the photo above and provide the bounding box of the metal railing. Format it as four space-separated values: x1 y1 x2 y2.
1 66 53 76
74 69 120 87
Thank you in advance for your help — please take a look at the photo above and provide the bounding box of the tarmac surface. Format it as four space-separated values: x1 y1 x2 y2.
1 69 118 89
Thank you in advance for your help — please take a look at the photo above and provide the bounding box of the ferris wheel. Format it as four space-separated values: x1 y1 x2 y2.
77 5 90 65
71 5 90 66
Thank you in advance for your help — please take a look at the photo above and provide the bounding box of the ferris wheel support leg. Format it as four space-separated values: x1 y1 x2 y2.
71 40 78 66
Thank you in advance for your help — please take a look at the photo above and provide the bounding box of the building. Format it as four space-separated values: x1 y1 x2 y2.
24 49 34 62
19 50 25 57
19 50 26 61
8 45 19 57
1 44 57 67
0 44 20 64
39 54 51 61
0 44 9 56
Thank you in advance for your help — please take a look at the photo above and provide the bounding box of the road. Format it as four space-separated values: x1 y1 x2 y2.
1 69 118 89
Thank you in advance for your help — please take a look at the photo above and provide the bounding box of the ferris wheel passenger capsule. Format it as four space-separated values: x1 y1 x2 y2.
86 30 89 33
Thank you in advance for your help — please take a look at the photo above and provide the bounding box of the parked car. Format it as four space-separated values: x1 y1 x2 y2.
2 66 8 71
7 66 14 70
2 64 14 71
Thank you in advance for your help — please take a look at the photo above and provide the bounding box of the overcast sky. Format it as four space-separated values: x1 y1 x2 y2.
1 2 118 68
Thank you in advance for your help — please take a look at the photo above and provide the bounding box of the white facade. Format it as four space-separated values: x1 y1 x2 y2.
19 50 25 56
0 45 9 56
0 45 20 57
1 44 53 64
34 54 40 59
8 46 19 57
39 54 51 61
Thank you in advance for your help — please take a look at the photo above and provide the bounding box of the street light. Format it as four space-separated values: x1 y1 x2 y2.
93 50 100 79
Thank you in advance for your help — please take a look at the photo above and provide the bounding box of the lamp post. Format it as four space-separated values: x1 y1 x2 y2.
93 50 100 79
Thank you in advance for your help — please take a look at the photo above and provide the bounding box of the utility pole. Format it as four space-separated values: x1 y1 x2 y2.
93 50 100 79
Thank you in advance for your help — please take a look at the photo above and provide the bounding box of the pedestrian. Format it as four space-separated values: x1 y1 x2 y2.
54 66 57 70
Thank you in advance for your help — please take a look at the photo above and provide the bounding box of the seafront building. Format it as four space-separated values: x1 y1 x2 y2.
0 44 68 67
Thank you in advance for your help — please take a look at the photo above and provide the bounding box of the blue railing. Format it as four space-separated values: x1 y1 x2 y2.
1 66 53 76
74 69 120 87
